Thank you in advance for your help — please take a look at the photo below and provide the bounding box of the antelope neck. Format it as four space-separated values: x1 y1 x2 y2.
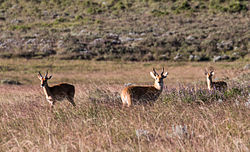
207 76 213 90
154 81 163 91
43 83 52 98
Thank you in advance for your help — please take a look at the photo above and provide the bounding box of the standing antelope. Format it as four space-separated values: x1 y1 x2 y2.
205 70 227 91
37 71 76 109
121 68 168 107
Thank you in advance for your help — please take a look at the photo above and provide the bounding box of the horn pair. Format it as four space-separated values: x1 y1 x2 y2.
153 67 164 76
38 70 49 78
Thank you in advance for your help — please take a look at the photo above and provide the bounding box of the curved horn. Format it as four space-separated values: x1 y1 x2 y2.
161 67 164 76
45 70 48 78
38 71 43 77
153 68 158 76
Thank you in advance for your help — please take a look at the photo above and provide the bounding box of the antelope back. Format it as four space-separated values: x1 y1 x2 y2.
49 83 75 100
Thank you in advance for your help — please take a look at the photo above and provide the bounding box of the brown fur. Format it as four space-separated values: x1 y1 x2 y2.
38 72 76 109
205 71 227 91
121 68 168 107
212 81 227 91
121 86 161 106
48 83 75 102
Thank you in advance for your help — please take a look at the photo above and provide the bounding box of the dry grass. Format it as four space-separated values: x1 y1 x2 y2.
0 59 249 151
0 85 249 151
0 58 248 85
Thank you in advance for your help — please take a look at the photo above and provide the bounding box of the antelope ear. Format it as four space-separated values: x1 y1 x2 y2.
211 71 214 76
48 75 52 79
163 72 168 78
150 72 156 79
37 74 42 80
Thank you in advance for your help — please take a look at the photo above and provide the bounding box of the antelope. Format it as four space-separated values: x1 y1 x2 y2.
205 70 227 91
121 68 168 107
37 71 76 109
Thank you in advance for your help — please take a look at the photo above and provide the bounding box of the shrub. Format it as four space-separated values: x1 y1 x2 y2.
55 17 68 23
151 9 169 16
162 83 249 104
178 0 191 10
228 1 248 13
10 25 31 31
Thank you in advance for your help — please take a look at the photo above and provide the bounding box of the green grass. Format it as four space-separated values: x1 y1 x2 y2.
0 0 249 61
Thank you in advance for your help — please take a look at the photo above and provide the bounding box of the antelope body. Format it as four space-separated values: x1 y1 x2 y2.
38 71 76 109
205 70 227 91
121 68 168 107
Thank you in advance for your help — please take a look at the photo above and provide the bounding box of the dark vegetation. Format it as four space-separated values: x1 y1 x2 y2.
0 0 249 61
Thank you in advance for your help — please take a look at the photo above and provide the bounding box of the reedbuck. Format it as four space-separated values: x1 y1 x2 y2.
205 70 227 91
37 71 76 109
121 68 168 107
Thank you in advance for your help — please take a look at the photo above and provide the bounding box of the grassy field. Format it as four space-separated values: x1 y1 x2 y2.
0 59 249 151
0 0 249 151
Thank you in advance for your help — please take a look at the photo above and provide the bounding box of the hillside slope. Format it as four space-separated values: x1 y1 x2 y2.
0 0 249 61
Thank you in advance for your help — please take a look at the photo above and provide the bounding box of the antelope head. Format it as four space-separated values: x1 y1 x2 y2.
205 69 214 80
150 67 168 89
37 71 52 87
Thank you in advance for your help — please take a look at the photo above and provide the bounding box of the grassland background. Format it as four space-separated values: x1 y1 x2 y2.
0 0 249 61
0 0 250 151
